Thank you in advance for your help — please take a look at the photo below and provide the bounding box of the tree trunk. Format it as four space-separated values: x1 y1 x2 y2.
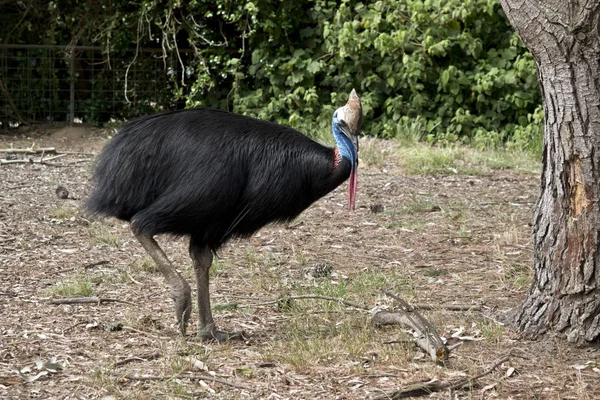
498 0 600 343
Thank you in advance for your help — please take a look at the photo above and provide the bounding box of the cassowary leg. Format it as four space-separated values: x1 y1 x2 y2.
133 231 192 335
189 238 243 342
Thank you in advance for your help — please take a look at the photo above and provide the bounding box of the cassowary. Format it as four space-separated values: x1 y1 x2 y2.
87 90 362 341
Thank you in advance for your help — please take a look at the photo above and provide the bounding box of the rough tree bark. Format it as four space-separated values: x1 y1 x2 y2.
498 1 600 343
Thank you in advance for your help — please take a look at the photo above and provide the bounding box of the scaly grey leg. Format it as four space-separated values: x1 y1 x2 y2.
189 238 243 342
133 230 192 335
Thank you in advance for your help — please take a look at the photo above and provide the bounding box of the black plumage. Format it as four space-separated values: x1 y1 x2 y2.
87 90 362 341
88 109 351 249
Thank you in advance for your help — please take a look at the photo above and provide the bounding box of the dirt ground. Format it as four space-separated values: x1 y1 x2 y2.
0 124 599 399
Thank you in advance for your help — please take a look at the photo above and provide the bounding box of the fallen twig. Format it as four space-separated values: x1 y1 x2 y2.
49 296 136 306
114 372 251 390
64 321 89 332
111 352 161 367
125 270 143 285
374 290 449 363
0 147 57 154
0 148 97 156
249 295 370 311
376 355 510 399
249 295 480 312
84 260 110 269
411 303 484 312
0 158 82 167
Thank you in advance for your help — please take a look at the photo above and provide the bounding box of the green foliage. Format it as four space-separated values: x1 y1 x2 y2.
1 0 543 149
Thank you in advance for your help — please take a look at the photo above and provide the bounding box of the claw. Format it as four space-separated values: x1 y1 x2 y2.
199 329 245 342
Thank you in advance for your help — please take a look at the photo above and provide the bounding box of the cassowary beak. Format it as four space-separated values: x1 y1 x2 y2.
343 89 362 211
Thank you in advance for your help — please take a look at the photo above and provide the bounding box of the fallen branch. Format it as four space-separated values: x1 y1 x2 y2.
410 303 484 312
84 260 110 269
0 147 57 154
249 295 480 312
0 152 92 167
111 352 161 367
114 372 251 390
0 148 97 156
249 295 370 311
376 355 510 399
374 290 449 363
50 296 135 306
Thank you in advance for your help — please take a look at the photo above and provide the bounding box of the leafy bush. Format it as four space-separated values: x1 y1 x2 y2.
2 0 542 150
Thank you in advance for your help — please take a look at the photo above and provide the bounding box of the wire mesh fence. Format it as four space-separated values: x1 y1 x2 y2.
0 44 186 130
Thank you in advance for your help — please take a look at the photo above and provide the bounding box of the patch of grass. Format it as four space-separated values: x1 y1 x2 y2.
458 225 470 238
287 267 412 313
94 269 129 285
389 116 427 146
49 207 79 219
311 279 348 301
213 303 238 312
47 275 93 297
504 263 532 290
494 225 522 247
269 313 409 370
405 198 435 213
348 268 410 297
399 146 464 175
384 219 428 231
360 138 389 167
296 251 309 266
383 198 437 219
209 258 226 277
479 321 504 343
397 144 540 176
130 256 157 273
420 268 449 277
89 221 123 248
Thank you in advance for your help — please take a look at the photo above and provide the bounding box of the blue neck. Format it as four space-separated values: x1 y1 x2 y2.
332 121 357 167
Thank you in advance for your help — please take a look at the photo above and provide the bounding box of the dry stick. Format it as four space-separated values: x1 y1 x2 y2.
120 326 170 341
84 260 110 269
56 260 110 274
376 355 510 399
114 373 251 390
64 321 89 333
57 150 98 156
49 296 136 306
0 148 97 156
0 147 57 154
411 303 483 312
248 295 370 311
111 352 161 367
375 290 449 363
0 158 75 166
249 295 481 312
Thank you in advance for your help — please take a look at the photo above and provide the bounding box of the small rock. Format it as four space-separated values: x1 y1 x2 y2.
55 186 69 199
370 204 384 213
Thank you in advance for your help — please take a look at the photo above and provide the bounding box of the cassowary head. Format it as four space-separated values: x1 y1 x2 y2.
332 89 362 211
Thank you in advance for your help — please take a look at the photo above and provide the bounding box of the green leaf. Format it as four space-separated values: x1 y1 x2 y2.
307 60 320 74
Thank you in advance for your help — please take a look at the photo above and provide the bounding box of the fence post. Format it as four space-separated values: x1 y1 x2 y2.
69 49 74 123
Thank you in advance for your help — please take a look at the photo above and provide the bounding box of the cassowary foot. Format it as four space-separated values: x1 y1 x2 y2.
172 285 192 335
198 328 246 342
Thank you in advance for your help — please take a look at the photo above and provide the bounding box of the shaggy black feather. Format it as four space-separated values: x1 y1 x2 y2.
87 109 351 250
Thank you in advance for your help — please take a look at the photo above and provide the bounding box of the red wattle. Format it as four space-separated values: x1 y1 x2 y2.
348 168 357 211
